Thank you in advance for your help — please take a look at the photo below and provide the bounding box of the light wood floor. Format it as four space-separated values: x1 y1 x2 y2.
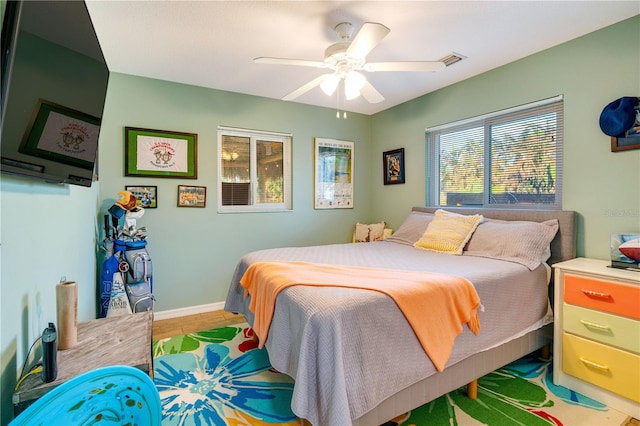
152 310 246 340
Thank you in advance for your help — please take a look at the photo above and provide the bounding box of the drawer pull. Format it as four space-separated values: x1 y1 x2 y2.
579 320 610 331
579 357 610 371
580 289 612 300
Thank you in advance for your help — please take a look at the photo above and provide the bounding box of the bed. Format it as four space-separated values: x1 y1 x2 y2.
224 207 577 426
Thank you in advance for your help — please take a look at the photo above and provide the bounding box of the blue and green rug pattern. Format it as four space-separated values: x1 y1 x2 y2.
153 324 298 426
153 324 628 426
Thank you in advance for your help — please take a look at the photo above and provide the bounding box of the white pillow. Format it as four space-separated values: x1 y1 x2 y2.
354 221 386 242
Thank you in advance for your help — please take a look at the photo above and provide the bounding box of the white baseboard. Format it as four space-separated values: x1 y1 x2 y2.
153 302 225 321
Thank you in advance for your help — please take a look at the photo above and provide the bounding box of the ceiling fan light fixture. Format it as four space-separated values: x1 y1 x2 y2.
320 74 340 96
344 71 366 100
344 87 360 100
259 21 446 105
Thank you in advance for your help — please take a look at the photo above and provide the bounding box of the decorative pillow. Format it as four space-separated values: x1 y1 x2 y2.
385 211 434 246
354 221 386 242
464 218 559 270
414 210 483 255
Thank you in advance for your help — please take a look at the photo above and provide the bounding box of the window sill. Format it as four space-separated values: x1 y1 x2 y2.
217 207 293 214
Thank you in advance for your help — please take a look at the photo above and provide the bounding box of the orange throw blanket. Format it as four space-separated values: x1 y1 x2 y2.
240 261 481 372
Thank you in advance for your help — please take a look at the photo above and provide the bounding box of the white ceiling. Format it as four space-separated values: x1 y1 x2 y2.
85 1 639 115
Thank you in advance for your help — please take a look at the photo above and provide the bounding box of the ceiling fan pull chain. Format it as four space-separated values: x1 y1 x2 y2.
336 81 342 118
343 82 347 119
341 83 347 119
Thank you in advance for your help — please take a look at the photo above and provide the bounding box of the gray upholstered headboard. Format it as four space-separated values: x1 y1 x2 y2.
411 207 578 265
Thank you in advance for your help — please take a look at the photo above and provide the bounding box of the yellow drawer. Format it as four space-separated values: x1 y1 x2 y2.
563 333 640 402
563 303 640 354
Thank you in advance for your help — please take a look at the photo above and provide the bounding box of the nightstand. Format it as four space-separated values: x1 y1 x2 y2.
553 258 640 418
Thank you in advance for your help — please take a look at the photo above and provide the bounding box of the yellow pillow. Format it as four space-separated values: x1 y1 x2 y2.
414 210 483 255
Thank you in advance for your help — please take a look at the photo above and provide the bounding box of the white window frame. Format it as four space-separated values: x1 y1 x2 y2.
426 95 563 210
217 126 292 213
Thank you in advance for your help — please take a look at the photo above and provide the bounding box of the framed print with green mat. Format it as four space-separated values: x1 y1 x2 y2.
125 127 197 179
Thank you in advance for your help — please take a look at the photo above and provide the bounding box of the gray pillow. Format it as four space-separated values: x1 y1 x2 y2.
385 211 434 246
463 218 559 270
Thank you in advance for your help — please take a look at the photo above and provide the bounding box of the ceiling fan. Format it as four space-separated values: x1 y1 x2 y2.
254 22 446 104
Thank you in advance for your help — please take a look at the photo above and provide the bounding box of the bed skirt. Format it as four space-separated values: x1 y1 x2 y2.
352 323 553 425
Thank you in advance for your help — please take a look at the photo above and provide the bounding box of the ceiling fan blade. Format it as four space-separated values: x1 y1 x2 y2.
254 57 327 68
346 22 390 59
360 80 384 104
282 74 330 101
364 61 446 72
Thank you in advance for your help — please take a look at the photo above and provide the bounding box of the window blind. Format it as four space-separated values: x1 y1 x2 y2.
427 96 563 208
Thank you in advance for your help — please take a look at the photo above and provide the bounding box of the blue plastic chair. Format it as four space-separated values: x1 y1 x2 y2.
10 365 161 426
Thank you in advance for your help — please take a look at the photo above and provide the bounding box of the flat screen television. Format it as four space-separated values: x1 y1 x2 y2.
1 0 109 187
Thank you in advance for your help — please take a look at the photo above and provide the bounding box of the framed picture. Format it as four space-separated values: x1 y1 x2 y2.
383 148 405 185
124 185 158 209
177 185 206 208
611 135 640 152
125 127 197 178
19 99 101 170
314 138 354 209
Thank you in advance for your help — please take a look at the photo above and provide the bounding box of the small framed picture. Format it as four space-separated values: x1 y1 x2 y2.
383 148 405 185
177 185 206 208
611 135 640 152
124 185 158 209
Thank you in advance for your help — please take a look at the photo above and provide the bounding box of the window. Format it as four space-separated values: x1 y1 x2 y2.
426 96 563 209
218 126 292 212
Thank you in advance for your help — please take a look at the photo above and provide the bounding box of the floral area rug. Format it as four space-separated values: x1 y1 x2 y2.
389 354 628 426
153 323 628 426
153 323 298 426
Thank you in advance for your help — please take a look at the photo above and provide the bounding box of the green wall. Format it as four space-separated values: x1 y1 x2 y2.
371 15 640 259
98 73 376 311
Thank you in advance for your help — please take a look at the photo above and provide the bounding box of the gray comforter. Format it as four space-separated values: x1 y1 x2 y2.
224 240 550 426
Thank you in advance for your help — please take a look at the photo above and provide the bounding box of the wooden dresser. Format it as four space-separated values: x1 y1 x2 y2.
553 258 640 418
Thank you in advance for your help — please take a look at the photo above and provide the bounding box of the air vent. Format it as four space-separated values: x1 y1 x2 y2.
439 52 466 67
